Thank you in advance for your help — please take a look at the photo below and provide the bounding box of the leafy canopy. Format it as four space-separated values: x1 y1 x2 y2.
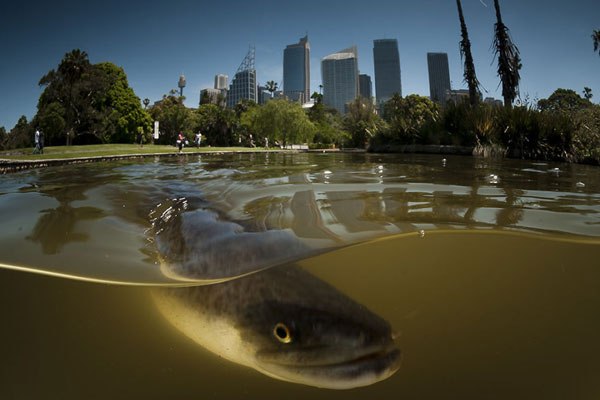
36 49 151 145
241 99 315 147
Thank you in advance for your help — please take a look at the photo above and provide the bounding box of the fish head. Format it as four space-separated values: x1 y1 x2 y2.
237 300 401 389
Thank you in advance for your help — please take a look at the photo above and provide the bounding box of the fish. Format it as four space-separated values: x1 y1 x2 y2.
151 197 401 389
153 264 401 389
150 197 317 282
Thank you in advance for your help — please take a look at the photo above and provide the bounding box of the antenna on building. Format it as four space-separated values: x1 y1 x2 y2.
237 45 255 73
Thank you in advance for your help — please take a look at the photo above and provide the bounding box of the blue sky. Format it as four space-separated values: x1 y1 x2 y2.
1 0 599 130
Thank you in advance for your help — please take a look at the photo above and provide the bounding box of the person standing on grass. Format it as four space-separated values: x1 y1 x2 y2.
177 131 184 153
195 132 202 149
33 129 40 154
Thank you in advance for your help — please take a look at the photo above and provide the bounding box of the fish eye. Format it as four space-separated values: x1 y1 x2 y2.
273 323 292 343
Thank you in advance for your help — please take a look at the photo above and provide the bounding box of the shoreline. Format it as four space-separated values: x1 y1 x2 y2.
0 149 305 174
4 143 597 174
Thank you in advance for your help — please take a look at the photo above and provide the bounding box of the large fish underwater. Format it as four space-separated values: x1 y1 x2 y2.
151 198 401 389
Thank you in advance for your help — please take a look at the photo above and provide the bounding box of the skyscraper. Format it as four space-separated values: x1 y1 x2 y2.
427 52 451 106
214 74 228 91
359 74 372 100
283 35 310 103
257 85 271 105
373 39 402 104
226 47 257 109
321 46 359 114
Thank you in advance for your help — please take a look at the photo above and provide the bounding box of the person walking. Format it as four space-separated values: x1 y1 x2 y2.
195 132 202 149
33 129 40 154
138 129 144 148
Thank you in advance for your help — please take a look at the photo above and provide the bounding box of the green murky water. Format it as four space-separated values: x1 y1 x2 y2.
0 153 599 398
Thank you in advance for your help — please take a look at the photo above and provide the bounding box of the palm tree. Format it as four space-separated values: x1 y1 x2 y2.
456 0 481 106
593 30 600 56
265 80 278 97
56 49 91 145
492 0 521 107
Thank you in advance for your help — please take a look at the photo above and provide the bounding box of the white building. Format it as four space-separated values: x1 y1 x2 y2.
321 46 359 114
214 74 228 90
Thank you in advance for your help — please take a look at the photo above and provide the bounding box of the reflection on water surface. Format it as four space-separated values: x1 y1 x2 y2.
0 153 599 398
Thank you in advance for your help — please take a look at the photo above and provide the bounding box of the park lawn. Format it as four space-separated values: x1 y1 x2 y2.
0 144 272 160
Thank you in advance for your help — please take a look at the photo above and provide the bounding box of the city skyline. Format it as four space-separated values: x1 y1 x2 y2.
1 0 599 128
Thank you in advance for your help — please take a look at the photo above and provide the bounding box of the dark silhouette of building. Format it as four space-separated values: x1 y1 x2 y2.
373 39 402 105
359 74 372 100
427 52 451 106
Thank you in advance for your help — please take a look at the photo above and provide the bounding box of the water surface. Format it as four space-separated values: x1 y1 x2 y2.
0 153 599 398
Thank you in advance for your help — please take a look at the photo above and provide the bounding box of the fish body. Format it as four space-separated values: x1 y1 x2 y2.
151 198 315 282
153 264 400 389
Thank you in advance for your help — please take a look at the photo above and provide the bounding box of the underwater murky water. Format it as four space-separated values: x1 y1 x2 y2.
0 153 599 398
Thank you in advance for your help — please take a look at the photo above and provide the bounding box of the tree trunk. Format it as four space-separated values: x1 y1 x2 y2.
457 0 479 106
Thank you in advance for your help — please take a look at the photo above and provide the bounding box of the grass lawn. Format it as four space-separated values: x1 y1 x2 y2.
0 144 276 161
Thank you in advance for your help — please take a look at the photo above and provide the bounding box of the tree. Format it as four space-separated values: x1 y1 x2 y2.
38 49 94 145
538 89 592 113
199 91 211 106
306 94 347 146
310 91 323 105
593 30 600 56
456 0 481 106
265 81 278 96
194 104 236 146
95 62 152 143
583 87 593 101
6 116 33 150
382 94 440 143
36 50 151 145
149 93 194 145
344 97 386 148
37 102 66 146
234 98 258 119
0 126 7 150
241 99 315 148
492 0 522 107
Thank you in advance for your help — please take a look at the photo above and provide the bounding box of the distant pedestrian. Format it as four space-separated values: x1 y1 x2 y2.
138 129 144 148
195 132 202 149
33 129 40 154
265 137 269 149
249 134 255 148
177 131 184 153
39 130 44 154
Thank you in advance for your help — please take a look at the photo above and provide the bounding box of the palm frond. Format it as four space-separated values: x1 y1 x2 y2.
492 0 521 106
457 0 481 105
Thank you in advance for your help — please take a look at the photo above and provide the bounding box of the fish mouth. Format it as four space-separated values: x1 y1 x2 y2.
257 344 401 390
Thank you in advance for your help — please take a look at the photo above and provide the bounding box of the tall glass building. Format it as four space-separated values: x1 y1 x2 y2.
373 39 402 104
359 74 372 100
283 35 310 103
427 52 451 106
321 46 359 114
226 48 257 109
